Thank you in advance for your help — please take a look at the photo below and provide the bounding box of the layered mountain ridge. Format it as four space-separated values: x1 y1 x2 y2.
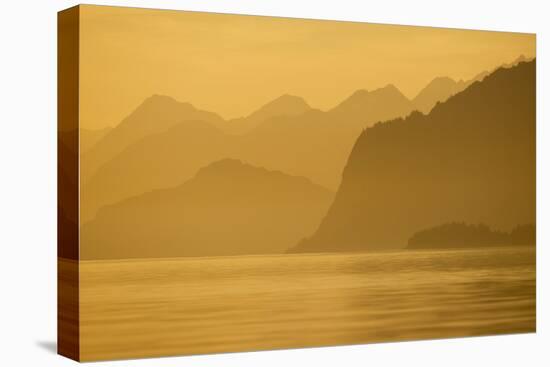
80 83 421 221
77 55 535 264
81 159 334 259
290 60 535 253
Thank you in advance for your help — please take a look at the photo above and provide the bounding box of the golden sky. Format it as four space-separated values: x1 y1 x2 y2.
79 5 535 129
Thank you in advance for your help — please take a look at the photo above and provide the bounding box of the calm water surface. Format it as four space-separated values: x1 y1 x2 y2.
78 246 535 360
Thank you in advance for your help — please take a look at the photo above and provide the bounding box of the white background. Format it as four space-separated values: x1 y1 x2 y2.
0 0 548 365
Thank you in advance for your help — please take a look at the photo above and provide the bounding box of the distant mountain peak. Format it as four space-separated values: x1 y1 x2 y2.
141 94 193 110
82 157 334 259
272 93 308 104
146 93 174 101
412 76 461 113
326 84 413 125
411 55 535 115
143 94 175 104
339 84 408 107
249 94 310 119
377 84 409 99
197 158 246 173
382 83 400 93
429 76 456 85
291 60 536 254
195 158 284 181
193 159 331 193
225 94 311 134
347 89 368 98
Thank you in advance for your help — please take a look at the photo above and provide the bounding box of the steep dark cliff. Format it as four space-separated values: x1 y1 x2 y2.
291 60 535 253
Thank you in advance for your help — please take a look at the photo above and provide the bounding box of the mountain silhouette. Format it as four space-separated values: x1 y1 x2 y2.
235 84 417 189
412 55 534 114
412 77 466 113
81 95 225 183
328 84 414 124
81 119 232 222
503 54 530 68
226 94 311 134
290 60 535 254
81 159 334 259
80 94 312 220
81 60 531 222
80 85 418 221
407 222 535 249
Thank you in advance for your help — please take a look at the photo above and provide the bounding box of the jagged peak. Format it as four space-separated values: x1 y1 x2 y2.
342 84 406 103
412 77 459 106
248 94 310 119
381 83 400 93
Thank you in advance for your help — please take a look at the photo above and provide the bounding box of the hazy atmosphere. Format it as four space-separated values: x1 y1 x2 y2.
58 5 536 361
79 5 535 129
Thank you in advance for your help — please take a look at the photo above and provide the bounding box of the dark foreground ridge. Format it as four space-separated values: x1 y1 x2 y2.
290 60 536 254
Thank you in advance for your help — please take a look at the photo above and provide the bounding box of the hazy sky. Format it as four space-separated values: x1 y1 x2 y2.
79 5 535 129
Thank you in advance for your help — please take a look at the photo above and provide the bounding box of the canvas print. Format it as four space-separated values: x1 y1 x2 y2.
58 5 536 362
